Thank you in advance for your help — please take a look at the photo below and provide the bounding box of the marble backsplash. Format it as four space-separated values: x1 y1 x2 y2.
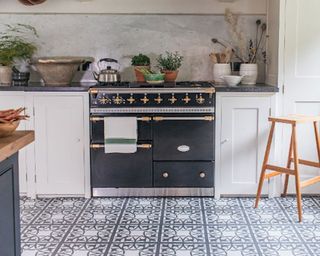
0 14 266 82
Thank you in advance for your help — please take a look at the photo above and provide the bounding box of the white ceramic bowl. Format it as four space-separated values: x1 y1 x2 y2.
221 75 243 86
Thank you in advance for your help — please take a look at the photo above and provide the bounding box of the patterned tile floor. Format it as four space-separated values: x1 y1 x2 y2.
20 196 320 256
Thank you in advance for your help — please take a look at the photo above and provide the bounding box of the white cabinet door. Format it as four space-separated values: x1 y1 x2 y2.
217 94 272 196
34 95 85 195
0 92 28 194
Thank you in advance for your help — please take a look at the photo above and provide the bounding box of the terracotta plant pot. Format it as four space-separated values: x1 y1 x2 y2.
164 70 179 82
0 66 13 85
134 66 150 82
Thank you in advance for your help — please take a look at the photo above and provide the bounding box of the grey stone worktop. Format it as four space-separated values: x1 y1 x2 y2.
214 83 279 93
0 82 278 93
0 83 94 92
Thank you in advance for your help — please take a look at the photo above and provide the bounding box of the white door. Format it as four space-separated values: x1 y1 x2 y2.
218 95 271 195
0 93 28 194
34 95 85 195
283 0 320 193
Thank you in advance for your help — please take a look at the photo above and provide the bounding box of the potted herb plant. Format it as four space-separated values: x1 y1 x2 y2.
157 51 183 82
0 24 38 85
131 53 151 82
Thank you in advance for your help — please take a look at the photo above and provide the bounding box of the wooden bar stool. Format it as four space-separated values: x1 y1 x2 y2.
255 115 320 222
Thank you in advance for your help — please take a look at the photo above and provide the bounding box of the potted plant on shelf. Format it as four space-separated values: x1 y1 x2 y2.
131 53 151 82
0 24 38 85
211 9 267 85
0 23 38 85
157 51 183 82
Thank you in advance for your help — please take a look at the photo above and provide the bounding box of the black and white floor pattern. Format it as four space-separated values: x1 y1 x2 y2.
20 197 320 256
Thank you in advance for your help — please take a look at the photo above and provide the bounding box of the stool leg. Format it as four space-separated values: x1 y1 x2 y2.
255 121 275 208
283 132 293 197
292 124 302 222
313 121 320 163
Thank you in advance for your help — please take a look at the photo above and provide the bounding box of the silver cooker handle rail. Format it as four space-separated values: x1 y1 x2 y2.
90 143 152 149
153 116 214 122
90 116 152 122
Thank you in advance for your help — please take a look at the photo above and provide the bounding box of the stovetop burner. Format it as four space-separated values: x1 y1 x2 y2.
95 81 214 88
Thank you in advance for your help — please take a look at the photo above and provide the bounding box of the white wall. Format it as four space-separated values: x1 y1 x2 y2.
0 0 266 14
266 0 280 86
0 14 265 82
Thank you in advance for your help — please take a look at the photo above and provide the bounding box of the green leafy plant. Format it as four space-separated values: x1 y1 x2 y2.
157 51 183 71
131 54 150 66
0 23 38 66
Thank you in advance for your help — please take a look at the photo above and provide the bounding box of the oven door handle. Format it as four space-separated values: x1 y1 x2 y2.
90 143 152 149
153 116 214 122
90 116 152 122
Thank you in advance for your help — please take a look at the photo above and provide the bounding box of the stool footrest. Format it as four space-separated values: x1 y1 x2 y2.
290 158 320 168
265 164 295 175
300 176 320 188
265 171 282 179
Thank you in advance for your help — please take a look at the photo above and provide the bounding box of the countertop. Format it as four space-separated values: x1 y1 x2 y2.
0 131 35 162
214 83 279 92
0 83 93 92
0 82 279 93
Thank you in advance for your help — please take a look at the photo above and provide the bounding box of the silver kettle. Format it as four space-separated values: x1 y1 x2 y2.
93 58 121 82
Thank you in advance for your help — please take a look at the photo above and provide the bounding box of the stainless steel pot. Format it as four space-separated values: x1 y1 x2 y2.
93 58 121 83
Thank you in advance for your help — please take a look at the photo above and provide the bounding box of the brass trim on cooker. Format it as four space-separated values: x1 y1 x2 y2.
153 116 214 122
90 116 152 122
90 143 152 149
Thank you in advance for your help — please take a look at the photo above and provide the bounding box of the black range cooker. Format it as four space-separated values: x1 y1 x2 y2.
89 81 215 197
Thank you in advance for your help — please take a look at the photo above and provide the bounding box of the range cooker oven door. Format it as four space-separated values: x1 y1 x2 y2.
90 114 153 188
153 115 214 161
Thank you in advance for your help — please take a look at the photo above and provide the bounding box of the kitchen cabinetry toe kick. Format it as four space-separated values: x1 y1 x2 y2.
92 188 214 197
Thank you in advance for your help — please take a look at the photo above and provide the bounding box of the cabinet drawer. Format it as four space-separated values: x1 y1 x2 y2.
154 162 214 187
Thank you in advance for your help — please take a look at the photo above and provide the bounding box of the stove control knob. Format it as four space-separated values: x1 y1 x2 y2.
162 172 169 178
127 94 135 104
196 94 205 104
98 97 111 104
113 94 124 105
182 94 191 104
168 94 177 104
154 94 163 104
199 172 206 178
140 94 150 104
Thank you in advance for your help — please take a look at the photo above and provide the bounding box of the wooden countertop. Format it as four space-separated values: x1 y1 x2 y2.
0 131 35 162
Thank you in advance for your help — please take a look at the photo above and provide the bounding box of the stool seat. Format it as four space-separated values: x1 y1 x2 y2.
269 115 320 124
255 115 320 222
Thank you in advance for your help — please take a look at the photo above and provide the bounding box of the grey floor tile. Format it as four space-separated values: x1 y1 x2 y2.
258 243 312 256
113 224 160 243
209 243 259 256
161 224 206 243
160 243 208 256
107 243 157 256
21 242 58 256
207 224 254 244
65 224 114 243
56 243 108 256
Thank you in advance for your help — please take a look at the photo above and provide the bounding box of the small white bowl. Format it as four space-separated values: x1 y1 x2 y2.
221 75 243 86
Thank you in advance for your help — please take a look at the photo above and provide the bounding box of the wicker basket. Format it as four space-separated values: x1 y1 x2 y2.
0 121 20 138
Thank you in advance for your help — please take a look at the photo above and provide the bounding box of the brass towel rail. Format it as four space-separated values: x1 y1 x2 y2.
90 144 152 149
153 116 214 122
90 116 151 122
